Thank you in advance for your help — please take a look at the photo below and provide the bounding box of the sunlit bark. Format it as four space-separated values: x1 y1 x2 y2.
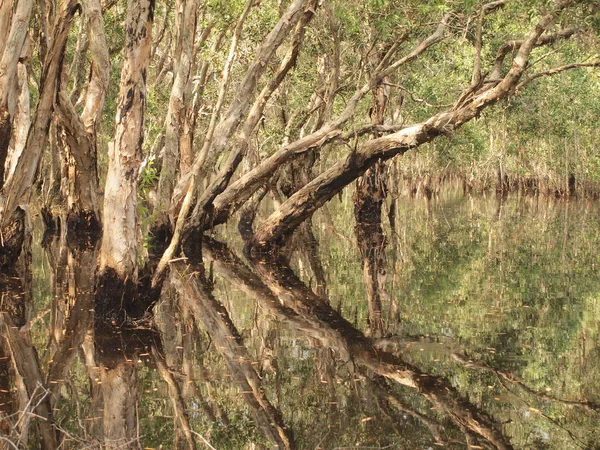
98 0 154 288
0 0 77 227
153 0 200 235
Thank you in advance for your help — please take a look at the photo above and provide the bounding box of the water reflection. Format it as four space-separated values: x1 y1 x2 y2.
1 192 599 449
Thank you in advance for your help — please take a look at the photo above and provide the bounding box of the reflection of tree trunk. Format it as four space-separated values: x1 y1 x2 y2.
0 316 57 450
202 239 514 450
154 284 196 449
0 336 15 442
170 262 296 450
355 160 387 337
46 244 97 406
153 346 196 450
100 362 141 450
354 79 388 337
89 322 155 450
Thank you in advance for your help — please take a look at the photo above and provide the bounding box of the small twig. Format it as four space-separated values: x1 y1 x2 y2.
191 430 218 450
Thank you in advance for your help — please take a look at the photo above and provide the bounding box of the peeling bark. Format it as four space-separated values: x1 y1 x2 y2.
153 0 200 235
98 0 155 287
0 0 77 227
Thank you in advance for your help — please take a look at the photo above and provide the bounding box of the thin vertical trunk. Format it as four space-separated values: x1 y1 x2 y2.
98 0 154 294
153 0 200 237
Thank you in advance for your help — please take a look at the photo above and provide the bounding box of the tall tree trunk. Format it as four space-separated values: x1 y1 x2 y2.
97 0 154 300
152 0 199 240
55 0 110 236
354 81 390 337
0 0 34 185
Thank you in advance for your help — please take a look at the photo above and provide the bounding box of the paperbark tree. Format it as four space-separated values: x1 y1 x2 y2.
0 0 78 226
97 0 155 300
55 0 110 234
152 0 201 240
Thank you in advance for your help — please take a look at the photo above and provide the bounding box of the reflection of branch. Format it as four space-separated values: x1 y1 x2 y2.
152 346 196 450
451 353 600 412
0 315 57 450
170 262 296 450
203 239 515 450
368 376 446 445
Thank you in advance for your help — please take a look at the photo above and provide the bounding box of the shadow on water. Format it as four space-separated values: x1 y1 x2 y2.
1 192 600 449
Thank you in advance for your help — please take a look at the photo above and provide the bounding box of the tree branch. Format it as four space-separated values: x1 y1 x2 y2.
490 27 577 80
516 61 600 90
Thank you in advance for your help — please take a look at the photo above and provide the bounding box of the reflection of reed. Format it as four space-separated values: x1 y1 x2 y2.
203 237 514 450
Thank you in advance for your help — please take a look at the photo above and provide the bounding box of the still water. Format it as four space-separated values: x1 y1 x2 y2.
2 189 600 449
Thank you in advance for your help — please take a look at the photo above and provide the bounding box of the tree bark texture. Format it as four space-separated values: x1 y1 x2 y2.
98 0 155 283
153 0 199 232
0 0 77 227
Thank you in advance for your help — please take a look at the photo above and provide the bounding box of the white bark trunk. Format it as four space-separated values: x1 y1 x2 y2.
99 0 154 280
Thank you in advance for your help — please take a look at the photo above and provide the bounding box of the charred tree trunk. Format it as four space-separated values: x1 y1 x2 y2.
97 0 154 305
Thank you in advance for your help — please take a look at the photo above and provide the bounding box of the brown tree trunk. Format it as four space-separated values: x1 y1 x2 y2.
97 0 154 299
354 81 390 337
55 0 110 236
0 0 34 181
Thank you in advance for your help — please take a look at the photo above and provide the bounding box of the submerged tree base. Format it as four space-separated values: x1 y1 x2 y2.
95 267 158 324
0 207 26 271
66 209 101 236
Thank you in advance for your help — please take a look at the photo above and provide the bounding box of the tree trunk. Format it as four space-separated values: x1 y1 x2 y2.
0 0 77 227
152 0 199 239
97 0 154 297
56 0 110 236
354 81 390 337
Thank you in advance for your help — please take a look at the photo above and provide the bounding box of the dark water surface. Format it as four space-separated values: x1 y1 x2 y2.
2 189 600 449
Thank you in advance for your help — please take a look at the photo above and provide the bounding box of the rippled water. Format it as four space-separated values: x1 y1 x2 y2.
2 189 600 449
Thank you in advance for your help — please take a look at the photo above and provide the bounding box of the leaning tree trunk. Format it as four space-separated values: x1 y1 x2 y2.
0 0 34 186
97 0 154 304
